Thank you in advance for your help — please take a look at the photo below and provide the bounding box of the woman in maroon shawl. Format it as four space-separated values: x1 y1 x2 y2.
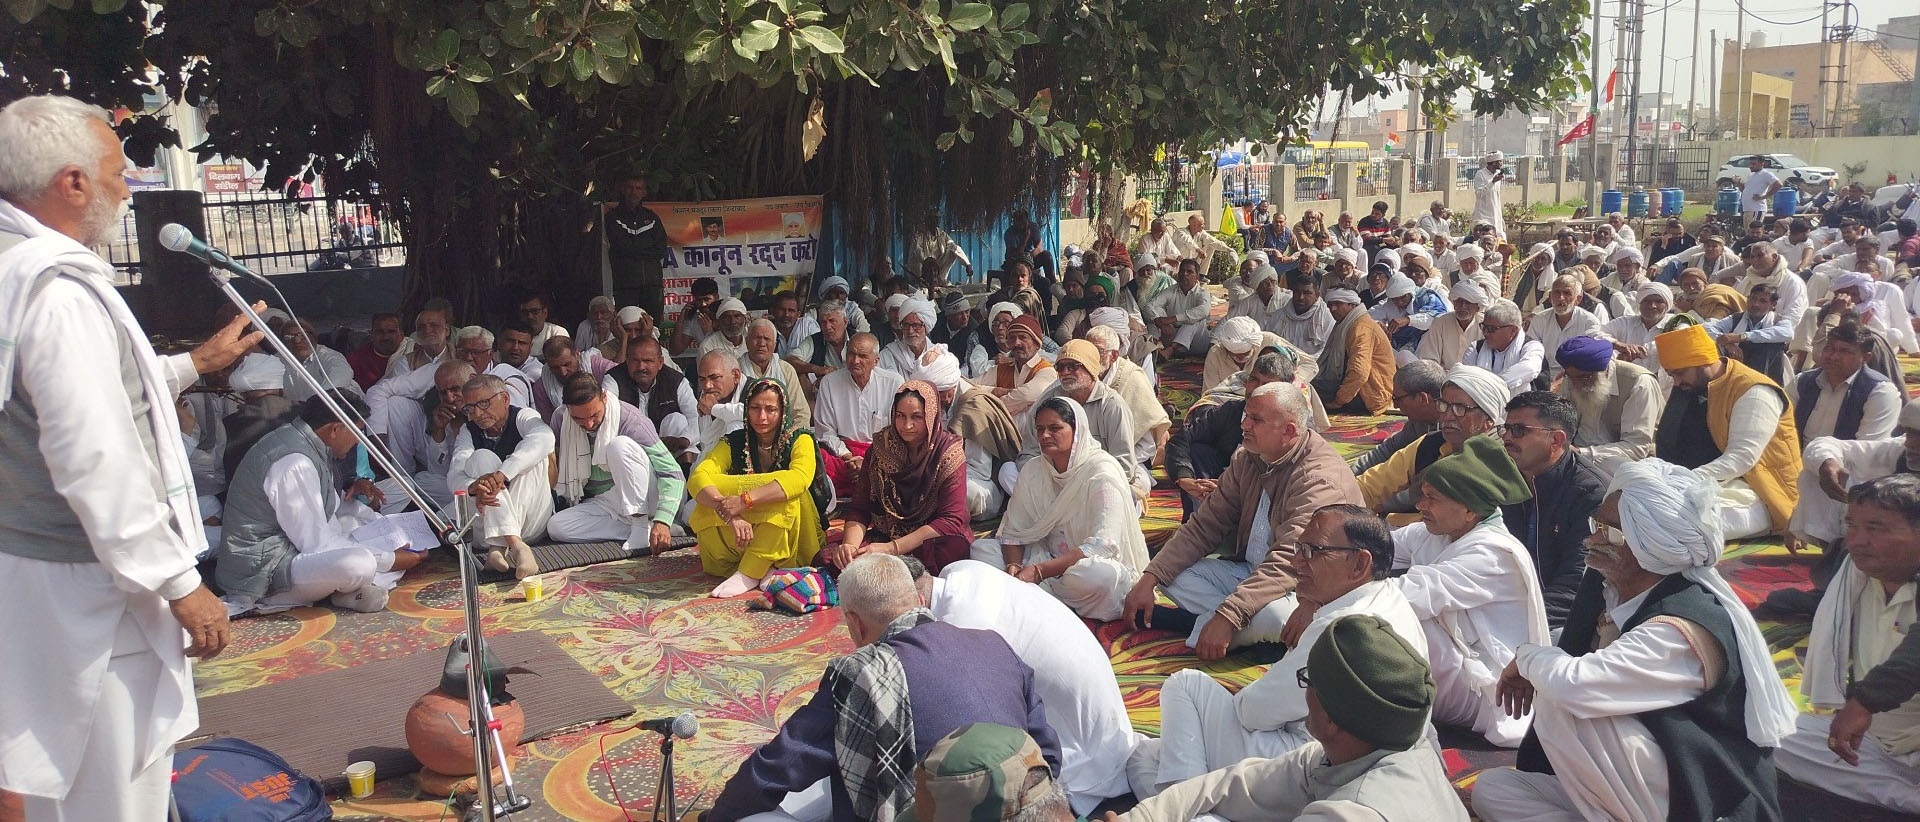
824 380 972 573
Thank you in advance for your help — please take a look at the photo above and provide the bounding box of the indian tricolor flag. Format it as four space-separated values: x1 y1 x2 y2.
1385 133 1401 152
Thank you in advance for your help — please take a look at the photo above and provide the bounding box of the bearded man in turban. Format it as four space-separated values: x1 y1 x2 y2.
1473 459 1798 822
1651 323 1802 539
1554 334 1661 476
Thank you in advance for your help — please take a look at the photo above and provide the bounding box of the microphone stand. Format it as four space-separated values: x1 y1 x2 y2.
198 265 531 821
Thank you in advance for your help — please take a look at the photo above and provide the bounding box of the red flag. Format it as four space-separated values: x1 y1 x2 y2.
1603 70 1617 103
1557 114 1595 146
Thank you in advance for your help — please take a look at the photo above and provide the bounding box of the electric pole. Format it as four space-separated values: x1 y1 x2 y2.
1687 0 1701 133
1586 0 1603 208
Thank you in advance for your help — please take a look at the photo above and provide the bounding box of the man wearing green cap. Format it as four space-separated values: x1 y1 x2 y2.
1389 435 1551 748
902 723 1075 822
1116 615 1466 822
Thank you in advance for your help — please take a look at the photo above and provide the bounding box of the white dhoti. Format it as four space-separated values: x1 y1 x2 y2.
255 546 393 612
1161 557 1297 648
967 538 1139 621
452 449 553 547
376 470 454 515
0 556 195 822
548 437 656 546
1714 479 1772 541
1423 621 1531 747
966 476 1003 519
1789 474 1846 545
1170 319 1210 351
1777 713 1920 814
1470 696 1668 820
1126 668 1310 797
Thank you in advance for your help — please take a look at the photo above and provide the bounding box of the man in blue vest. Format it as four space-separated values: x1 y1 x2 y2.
1785 319 1900 444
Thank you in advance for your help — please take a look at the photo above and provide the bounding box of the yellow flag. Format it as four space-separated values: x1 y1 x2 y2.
1218 204 1240 235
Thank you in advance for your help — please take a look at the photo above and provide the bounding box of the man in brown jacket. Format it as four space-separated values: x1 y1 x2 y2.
1120 382 1365 660
1311 288 1397 415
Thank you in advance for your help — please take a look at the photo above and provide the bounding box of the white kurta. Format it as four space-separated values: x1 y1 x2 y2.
1471 586 1711 822
1791 435 1906 543
448 407 556 546
1602 314 1673 378
1694 386 1788 539
1527 307 1610 381
929 562 1139 814
1134 581 1427 794
376 397 457 513
811 367 905 457
1472 168 1506 237
0 276 201 811
284 345 363 404
1148 285 1215 349
1226 292 1291 332
877 339 932 379
1785 369 1902 442
697 332 748 361
1417 314 1483 370
246 453 405 612
1390 518 1550 747
1464 337 1546 394
1563 364 1662 475
547 437 660 545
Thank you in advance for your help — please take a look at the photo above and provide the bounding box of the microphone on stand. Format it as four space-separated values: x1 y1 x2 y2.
639 712 698 739
157 223 272 286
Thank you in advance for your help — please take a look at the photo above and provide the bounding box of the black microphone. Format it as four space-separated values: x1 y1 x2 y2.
157 223 271 285
638 711 697 739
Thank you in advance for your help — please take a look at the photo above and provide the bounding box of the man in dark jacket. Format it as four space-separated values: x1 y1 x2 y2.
707 554 1060 822
605 174 669 320
1496 391 1605 628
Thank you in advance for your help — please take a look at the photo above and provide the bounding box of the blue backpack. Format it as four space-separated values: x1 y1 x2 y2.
171 739 332 821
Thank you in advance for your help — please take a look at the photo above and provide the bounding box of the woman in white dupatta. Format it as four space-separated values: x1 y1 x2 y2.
968 395 1148 620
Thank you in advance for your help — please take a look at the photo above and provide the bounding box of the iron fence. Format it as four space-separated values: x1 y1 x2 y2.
94 192 406 283
1617 145 1713 192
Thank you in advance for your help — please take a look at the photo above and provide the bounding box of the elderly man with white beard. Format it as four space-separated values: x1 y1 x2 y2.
878 295 937 376
1604 282 1677 376
1415 279 1486 369
1529 272 1610 383
1390 435 1550 748
1473 460 1798 822
1225 262 1287 331
1554 336 1661 476
696 298 751 360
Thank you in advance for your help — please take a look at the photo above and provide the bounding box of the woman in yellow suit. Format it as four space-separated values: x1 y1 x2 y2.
688 378 829 597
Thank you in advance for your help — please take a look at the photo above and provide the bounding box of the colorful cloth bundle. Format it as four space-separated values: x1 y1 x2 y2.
755 567 838 615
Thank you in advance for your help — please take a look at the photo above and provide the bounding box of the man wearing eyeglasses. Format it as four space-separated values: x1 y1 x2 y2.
1462 300 1544 394
1127 504 1425 798
1357 364 1510 515
448 373 556 578
1496 392 1606 630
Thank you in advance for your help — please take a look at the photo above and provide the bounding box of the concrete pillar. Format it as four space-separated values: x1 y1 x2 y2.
1195 162 1222 227
1517 156 1539 212
1438 158 1461 210
1270 163 1298 219
1596 142 1618 190
1551 154 1568 184
1332 163 1361 204
1388 158 1413 212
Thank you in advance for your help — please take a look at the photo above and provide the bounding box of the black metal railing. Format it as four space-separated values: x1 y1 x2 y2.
201 193 405 275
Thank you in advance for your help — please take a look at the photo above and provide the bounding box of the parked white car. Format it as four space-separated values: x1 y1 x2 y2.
1714 153 1835 192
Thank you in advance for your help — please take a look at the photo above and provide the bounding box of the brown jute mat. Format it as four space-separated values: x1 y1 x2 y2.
190 631 632 792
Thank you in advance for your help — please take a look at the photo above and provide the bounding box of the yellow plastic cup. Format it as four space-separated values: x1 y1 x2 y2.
344 760 375 799
524 576 544 602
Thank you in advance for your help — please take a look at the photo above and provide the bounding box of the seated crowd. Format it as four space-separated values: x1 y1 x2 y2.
184 198 1920 820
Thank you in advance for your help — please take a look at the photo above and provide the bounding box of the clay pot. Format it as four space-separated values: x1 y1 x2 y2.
404 689 525 776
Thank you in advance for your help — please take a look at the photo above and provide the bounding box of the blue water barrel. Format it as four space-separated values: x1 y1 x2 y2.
1664 188 1685 216
1773 187 1799 216
1715 187 1740 215
1627 189 1651 217
1601 189 1624 215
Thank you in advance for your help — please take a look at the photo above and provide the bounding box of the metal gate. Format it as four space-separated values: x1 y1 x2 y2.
1618 145 1713 192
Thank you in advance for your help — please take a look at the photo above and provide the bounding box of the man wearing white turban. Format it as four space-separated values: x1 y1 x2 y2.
1368 272 1442 357
1473 151 1508 239
1224 263 1288 332
805 276 871 335
1203 316 1267 391
1778 473 1920 814
878 296 938 376
1474 459 1799 822
1415 280 1485 370
1357 364 1508 512
915 346 1021 519
695 298 751 360
1603 283 1676 376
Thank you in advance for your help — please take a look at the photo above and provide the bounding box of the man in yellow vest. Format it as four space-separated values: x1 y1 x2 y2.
1651 323 1801 539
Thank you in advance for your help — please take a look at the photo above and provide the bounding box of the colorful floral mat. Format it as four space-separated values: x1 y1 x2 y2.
189 354 1920 822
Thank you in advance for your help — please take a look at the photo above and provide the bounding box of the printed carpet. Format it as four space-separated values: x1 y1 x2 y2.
187 354 1920 822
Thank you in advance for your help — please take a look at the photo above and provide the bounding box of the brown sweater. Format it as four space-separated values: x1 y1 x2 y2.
1334 317 1397 415
1144 428 1364 628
